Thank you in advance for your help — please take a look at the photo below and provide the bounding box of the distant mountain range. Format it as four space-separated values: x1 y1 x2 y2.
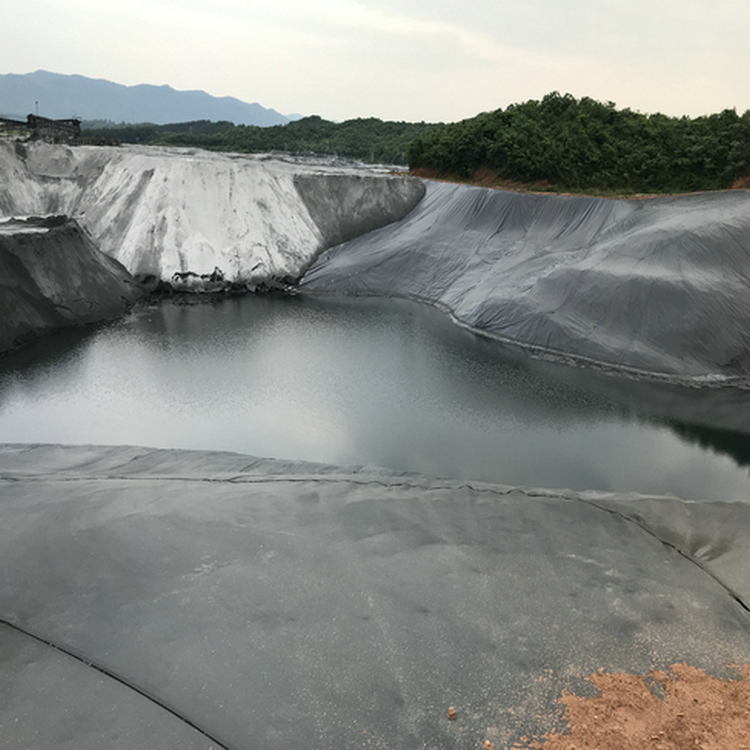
0 71 296 126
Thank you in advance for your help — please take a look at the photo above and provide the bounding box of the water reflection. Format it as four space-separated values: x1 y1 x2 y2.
1 294 749 502
666 423 750 469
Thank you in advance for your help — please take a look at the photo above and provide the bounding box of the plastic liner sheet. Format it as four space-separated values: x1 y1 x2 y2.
0 217 142 353
0 444 748 749
302 182 750 383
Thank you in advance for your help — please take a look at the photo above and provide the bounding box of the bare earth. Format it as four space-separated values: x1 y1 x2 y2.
512 664 750 750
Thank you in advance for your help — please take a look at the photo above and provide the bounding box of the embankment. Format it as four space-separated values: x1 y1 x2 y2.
0 141 425 283
0 216 143 352
302 181 750 383
5 140 750 383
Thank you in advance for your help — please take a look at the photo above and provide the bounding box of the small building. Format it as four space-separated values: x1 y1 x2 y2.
26 114 82 142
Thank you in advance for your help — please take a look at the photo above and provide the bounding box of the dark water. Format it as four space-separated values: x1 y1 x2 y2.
1 294 750 501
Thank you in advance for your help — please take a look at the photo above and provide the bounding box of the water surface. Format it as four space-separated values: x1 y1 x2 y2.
1 294 750 501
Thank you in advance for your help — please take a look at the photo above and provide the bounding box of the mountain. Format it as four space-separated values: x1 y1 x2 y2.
0 71 291 126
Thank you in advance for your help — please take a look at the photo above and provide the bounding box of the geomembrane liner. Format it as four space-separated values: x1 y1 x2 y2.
1 444 748 749
303 182 750 383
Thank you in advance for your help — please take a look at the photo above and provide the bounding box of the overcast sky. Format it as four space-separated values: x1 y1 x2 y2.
3 0 750 122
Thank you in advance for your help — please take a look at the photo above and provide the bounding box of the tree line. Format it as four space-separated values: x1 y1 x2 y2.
83 93 750 193
406 92 750 193
83 116 443 167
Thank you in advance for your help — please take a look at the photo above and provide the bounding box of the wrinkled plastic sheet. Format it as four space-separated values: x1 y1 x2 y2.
0 218 141 353
302 182 750 383
0 443 748 749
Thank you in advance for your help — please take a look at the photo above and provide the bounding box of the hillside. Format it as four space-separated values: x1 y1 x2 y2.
83 116 444 166
407 92 750 194
0 70 289 126
82 91 750 189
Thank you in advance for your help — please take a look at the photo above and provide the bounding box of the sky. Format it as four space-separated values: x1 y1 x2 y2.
3 0 750 123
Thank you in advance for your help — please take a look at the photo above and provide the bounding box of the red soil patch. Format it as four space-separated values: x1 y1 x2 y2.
512 663 750 750
409 166 551 193
471 167 551 193
410 168 750 198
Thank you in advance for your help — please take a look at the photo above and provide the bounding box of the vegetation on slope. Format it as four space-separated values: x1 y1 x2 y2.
83 116 443 166
406 92 750 194
84 93 750 194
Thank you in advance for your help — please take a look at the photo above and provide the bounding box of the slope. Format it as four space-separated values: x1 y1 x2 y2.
0 216 143 352
0 141 425 283
302 181 750 383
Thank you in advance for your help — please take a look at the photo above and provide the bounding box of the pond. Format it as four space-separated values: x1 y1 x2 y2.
1 294 750 502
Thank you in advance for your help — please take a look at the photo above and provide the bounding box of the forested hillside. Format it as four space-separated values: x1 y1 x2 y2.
83 116 443 166
407 92 750 193
83 93 750 193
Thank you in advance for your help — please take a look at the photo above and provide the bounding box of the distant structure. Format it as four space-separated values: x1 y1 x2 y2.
0 117 29 138
0 113 82 143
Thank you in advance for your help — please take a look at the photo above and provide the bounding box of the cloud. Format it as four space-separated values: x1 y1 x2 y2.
2 0 750 121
